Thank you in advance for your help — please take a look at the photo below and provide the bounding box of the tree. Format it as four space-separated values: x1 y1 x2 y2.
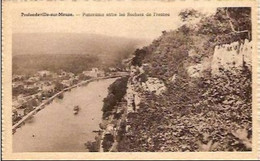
131 48 147 67
178 9 203 22
198 7 251 44
102 77 128 118
223 7 251 39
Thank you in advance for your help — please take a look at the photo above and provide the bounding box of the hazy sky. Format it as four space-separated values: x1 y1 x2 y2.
11 1 217 40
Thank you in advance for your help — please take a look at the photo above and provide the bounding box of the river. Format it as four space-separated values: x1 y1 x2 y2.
13 78 118 152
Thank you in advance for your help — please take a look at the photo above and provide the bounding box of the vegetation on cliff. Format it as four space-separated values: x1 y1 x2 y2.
85 76 129 152
117 7 252 152
102 76 129 119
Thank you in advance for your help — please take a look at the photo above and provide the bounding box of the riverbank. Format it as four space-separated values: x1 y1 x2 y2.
12 74 128 133
85 76 129 152
13 78 119 152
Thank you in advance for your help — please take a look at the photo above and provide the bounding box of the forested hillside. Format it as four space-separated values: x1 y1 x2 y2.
98 7 252 152
13 33 147 75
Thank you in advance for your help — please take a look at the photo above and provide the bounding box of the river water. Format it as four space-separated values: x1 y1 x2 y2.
13 78 118 152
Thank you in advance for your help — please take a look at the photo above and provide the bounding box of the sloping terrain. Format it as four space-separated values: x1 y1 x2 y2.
88 7 252 152
118 7 252 152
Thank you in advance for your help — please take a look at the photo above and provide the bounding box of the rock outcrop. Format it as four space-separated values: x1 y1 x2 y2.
141 77 166 95
211 39 252 74
186 39 252 77
126 65 166 113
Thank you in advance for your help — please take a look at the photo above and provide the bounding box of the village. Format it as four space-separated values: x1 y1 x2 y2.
12 67 119 125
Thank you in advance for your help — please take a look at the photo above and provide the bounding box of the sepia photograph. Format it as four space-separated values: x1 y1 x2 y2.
11 7 253 152
2 0 259 160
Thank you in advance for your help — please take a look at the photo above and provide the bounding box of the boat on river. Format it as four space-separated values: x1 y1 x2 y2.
73 105 80 115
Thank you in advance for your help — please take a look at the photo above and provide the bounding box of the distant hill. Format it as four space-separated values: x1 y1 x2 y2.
13 33 148 56
13 54 102 75
12 33 149 75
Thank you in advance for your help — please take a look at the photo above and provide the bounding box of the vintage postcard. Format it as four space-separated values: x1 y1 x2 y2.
1 0 259 160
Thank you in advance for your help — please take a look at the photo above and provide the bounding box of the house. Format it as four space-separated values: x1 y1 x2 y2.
83 68 105 78
67 72 75 78
12 82 23 88
41 84 55 93
16 109 25 116
28 76 40 83
108 67 117 72
61 79 72 87
37 70 51 77
13 75 26 82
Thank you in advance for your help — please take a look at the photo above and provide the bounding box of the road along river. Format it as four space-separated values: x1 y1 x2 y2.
13 78 118 152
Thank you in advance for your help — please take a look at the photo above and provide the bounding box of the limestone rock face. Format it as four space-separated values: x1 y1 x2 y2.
126 65 166 113
187 64 203 78
169 74 176 83
141 77 166 95
211 39 252 74
126 83 135 113
186 39 252 77
186 56 211 78
125 83 141 113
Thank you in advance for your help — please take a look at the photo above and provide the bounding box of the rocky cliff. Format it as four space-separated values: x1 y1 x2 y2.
211 39 252 74
117 38 252 152
94 7 252 152
187 39 252 78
